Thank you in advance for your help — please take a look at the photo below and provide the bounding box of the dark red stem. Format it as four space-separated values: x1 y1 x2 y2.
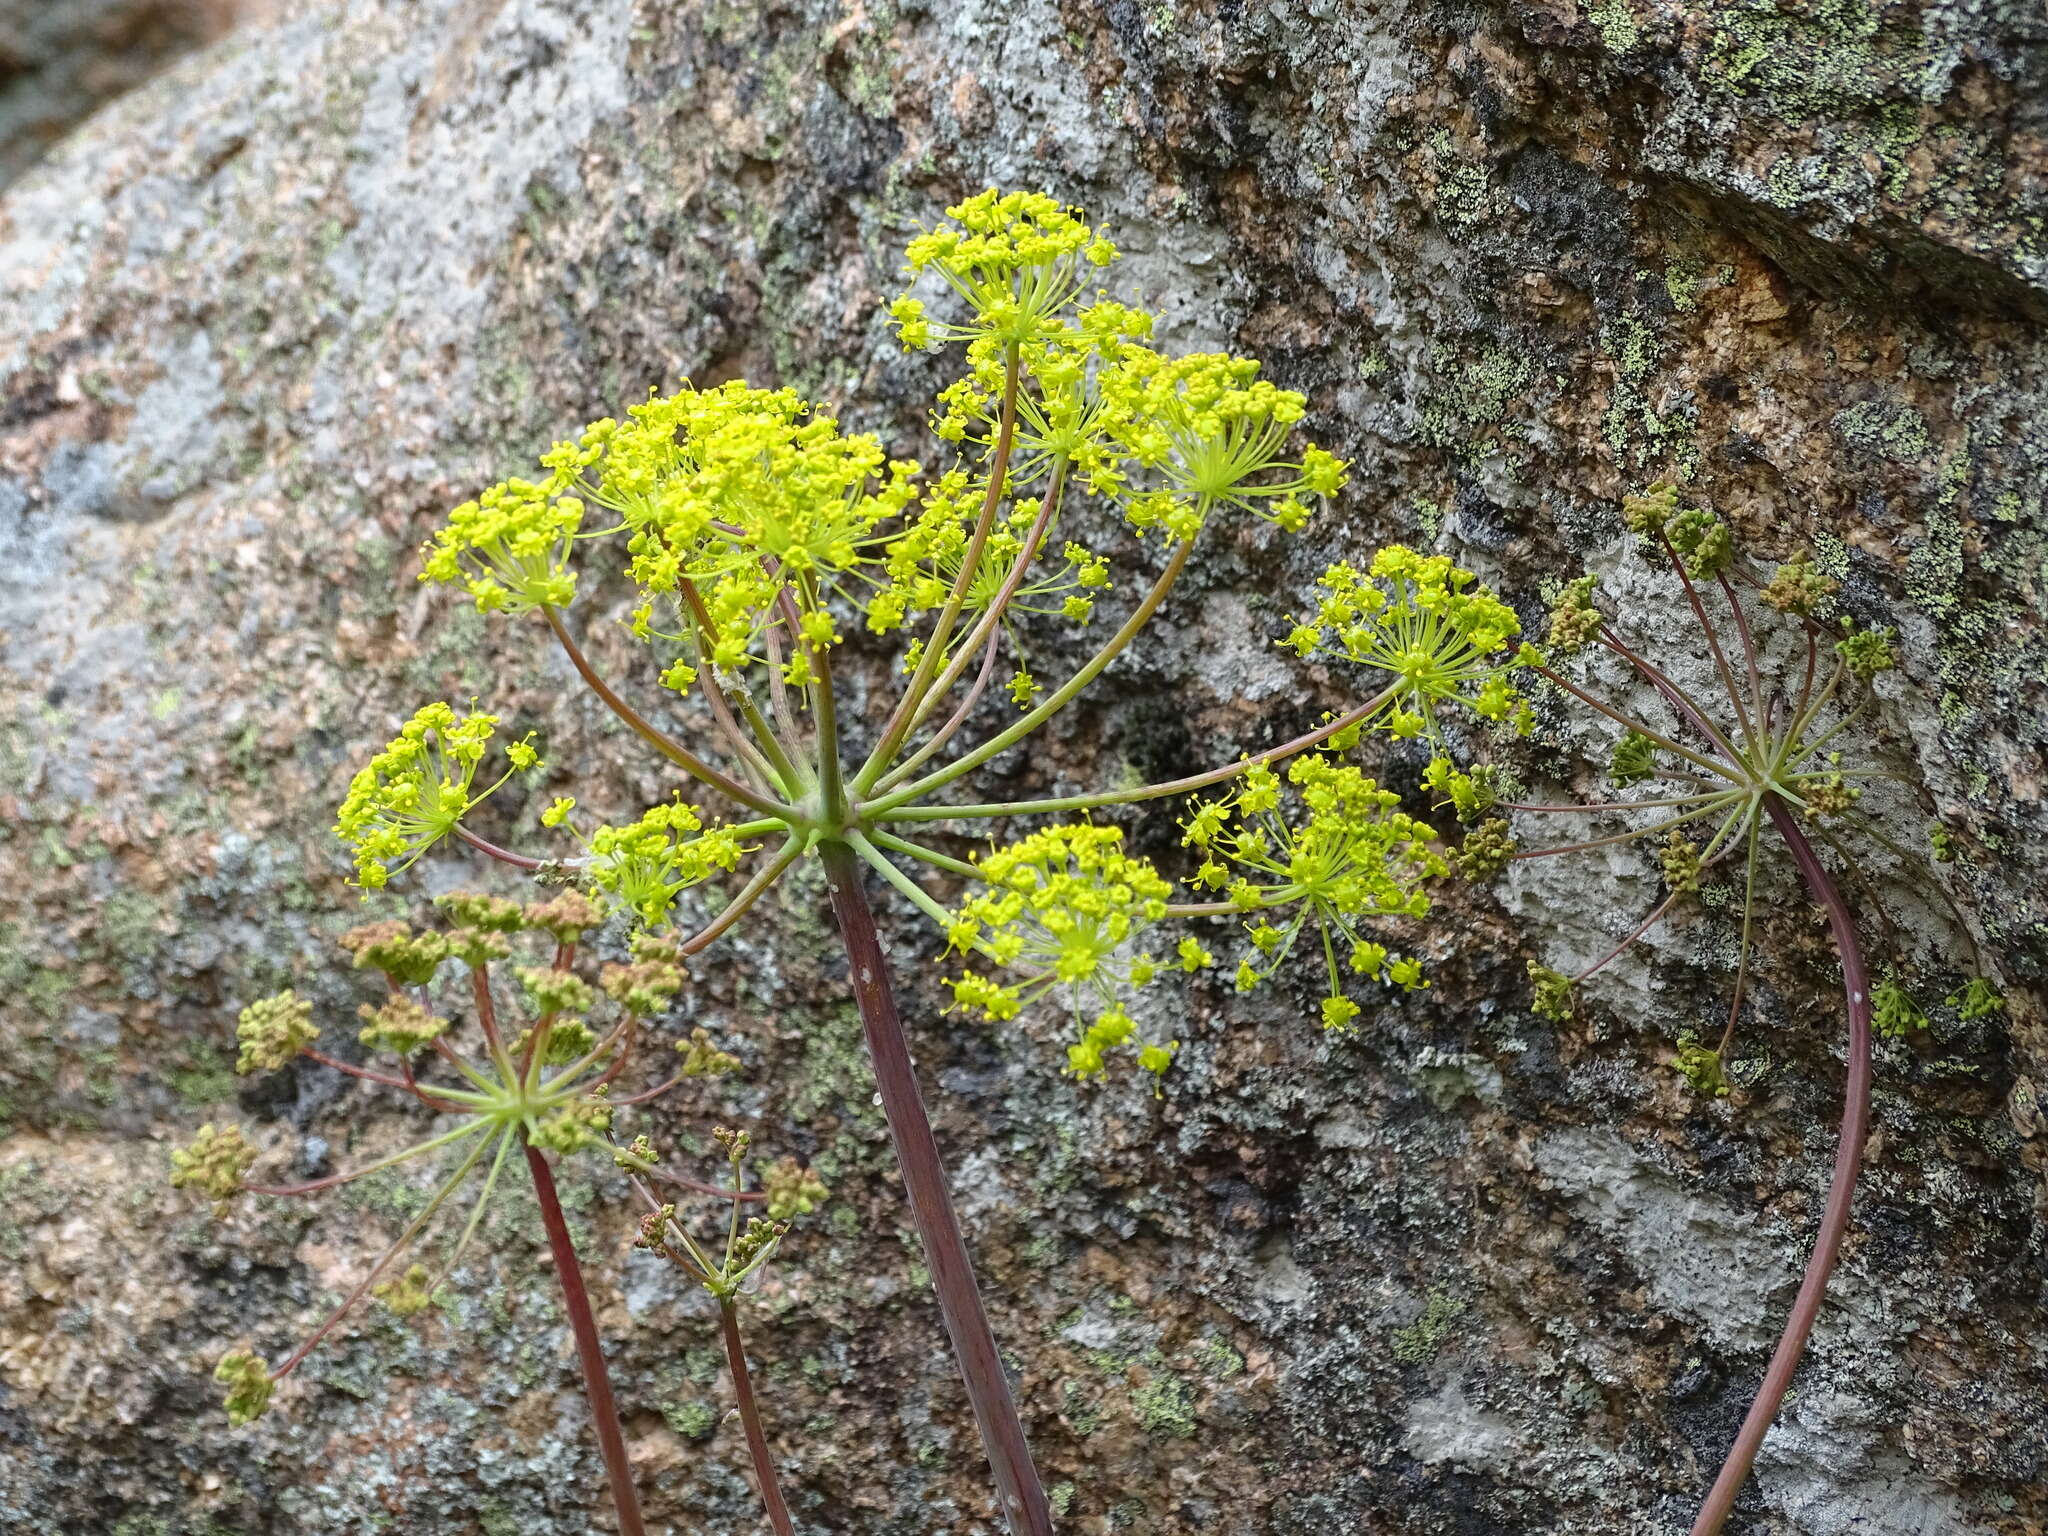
721 1298 795 1536
816 840 1053 1536
1690 797 1873 1535
524 1141 648 1536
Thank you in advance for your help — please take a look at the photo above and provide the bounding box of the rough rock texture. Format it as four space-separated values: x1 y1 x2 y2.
1 1 2045 1533
0 0 247 191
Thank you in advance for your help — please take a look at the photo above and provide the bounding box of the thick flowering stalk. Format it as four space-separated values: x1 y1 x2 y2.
820 841 1052 1536
284 187 1529 1533
1413 486 1998 1533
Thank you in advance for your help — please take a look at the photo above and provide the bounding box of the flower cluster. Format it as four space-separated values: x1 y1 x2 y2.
595 383 921 686
235 989 319 1074
944 823 1188 1079
1545 573 1603 655
176 892 743 1428
1284 547 1534 743
892 189 1119 350
333 704 538 888
1182 754 1444 1028
169 1122 257 1207
557 799 751 930
1097 349 1345 537
421 455 592 614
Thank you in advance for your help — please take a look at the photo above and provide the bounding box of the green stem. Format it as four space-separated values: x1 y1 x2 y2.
851 833 961 930
542 605 792 820
242 1117 492 1198
1534 664 1743 785
869 537 1197 816
272 1129 494 1378
876 683 1400 824
862 347 1024 788
676 836 805 958
868 829 982 879
877 459 1073 789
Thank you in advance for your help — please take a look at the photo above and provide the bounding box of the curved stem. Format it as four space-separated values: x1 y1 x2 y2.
675 836 805 958
455 823 549 872
243 1118 491 1198
647 1166 767 1202
1660 535 1761 758
880 460 1072 789
1574 888 1685 984
817 840 1052 1536
525 1141 647 1536
1534 664 1743 784
1690 798 1872 1536
301 1048 423 1093
678 576 807 795
1510 798 1738 861
1595 626 1745 766
1715 572 1769 737
877 629 1003 793
272 1128 493 1377
850 832 961 932
721 1299 795 1536
542 605 792 820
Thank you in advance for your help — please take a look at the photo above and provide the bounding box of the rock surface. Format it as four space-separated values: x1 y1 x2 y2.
0 0 2044 1533
0 0 247 191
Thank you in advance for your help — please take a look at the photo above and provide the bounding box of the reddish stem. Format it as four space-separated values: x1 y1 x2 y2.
524 1142 647 1536
455 823 546 871
470 964 505 1057
1689 797 1873 1535
647 1166 767 1202
721 1298 795 1536
817 840 1053 1536
301 1048 414 1091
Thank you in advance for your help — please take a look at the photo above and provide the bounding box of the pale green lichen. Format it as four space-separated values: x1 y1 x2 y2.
1391 1288 1467 1363
1131 1372 1196 1438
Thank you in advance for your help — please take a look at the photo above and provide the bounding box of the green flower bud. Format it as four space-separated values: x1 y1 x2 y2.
235 990 319 1075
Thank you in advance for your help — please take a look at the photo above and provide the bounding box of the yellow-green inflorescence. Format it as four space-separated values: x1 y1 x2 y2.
235 989 319 1074
333 703 539 888
337 186 1391 1088
1183 754 1444 1030
944 824 1187 1080
1283 546 1536 744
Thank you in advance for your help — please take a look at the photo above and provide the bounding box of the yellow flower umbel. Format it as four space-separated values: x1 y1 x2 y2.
944 824 1186 1080
1099 348 1346 537
421 449 594 614
589 382 920 687
333 704 538 888
893 188 1120 350
547 799 751 930
1182 752 1445 1028
1283 546 1534 743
